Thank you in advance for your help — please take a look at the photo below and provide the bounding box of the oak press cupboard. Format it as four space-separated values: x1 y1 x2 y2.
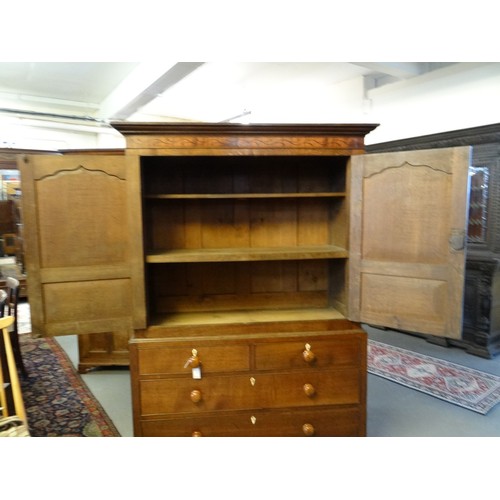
19 123 471 437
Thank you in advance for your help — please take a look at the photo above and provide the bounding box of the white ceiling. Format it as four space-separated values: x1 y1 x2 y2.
0 61 464 127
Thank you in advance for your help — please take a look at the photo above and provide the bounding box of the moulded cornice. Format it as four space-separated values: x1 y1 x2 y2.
111 122 379 137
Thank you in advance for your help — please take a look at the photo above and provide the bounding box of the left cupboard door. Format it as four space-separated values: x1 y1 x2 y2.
19 154 146 338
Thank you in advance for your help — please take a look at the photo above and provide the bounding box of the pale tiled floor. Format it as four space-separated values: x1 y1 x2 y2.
54 334 134 437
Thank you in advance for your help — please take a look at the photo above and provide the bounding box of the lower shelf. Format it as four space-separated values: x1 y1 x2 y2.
148 307 346 328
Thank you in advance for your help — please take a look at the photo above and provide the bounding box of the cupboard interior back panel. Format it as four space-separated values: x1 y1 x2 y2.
141 156 348 195
144 198 347 252
146 259 348 318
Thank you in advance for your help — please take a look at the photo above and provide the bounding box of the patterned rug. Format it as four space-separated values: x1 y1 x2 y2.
18 327 120 437
368 339 500 414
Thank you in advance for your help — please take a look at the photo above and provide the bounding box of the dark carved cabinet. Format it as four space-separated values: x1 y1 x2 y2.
462 258 500 355
368 123 500 357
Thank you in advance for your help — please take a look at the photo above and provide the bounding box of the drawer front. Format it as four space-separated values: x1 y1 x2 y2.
257 369 362 408
139 407 364 437
140 374 255 415
139 367 361 415
137 344 250 375
255 336 362 371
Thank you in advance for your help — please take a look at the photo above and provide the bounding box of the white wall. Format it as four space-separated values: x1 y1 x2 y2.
364 63 500 145
0 116 125 151
240 74 368 125
242 63 500 145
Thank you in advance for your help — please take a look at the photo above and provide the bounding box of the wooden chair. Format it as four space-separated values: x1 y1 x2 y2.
5 277 27 378
0 315 28 427
0 289 8 317
0 290 12 411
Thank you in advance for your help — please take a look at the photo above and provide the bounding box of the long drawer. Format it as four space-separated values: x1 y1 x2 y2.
139 407 364 437
139 367 361 415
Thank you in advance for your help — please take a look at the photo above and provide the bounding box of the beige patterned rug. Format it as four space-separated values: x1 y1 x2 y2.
368 339 500 414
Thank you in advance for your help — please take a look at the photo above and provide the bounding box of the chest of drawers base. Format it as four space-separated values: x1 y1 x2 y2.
130 322 367 437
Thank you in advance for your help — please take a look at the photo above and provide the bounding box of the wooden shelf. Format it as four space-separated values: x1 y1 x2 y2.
146 245 348 263
145 192 346 200
148 307 347 328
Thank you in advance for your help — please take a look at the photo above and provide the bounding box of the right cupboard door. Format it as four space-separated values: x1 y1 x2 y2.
349 146 471 339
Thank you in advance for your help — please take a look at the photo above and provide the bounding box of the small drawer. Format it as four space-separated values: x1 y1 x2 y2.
253 368 362 408
139 375 255 415
255 336 362 371
137 344 250 376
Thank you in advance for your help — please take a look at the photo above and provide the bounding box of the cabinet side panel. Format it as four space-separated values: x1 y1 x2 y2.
19 155 44 336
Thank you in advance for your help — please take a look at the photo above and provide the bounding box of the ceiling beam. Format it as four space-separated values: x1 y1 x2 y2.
97 62 204 121
352 62 428 79
366 62 491 97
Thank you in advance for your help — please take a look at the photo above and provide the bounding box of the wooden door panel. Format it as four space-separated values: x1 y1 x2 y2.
43 278 133 335
36 167 129 267
361 164 451 263
19 154 145 337
360 274 448 334
349 147 470 338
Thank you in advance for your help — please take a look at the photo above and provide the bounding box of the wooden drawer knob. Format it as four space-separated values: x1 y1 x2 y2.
302 423 315 436
303 383 316 397
303 343 316 363
190 389 202 403
192 431 203 437
184 349 200 369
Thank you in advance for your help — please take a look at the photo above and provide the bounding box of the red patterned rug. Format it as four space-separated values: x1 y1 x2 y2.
20 334 121 437
368 340 500 414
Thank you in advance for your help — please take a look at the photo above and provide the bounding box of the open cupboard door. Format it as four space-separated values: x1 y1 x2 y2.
349 146 470 339
19 154 146 337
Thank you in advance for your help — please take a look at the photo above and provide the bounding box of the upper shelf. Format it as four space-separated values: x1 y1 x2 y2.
145 192 346 200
